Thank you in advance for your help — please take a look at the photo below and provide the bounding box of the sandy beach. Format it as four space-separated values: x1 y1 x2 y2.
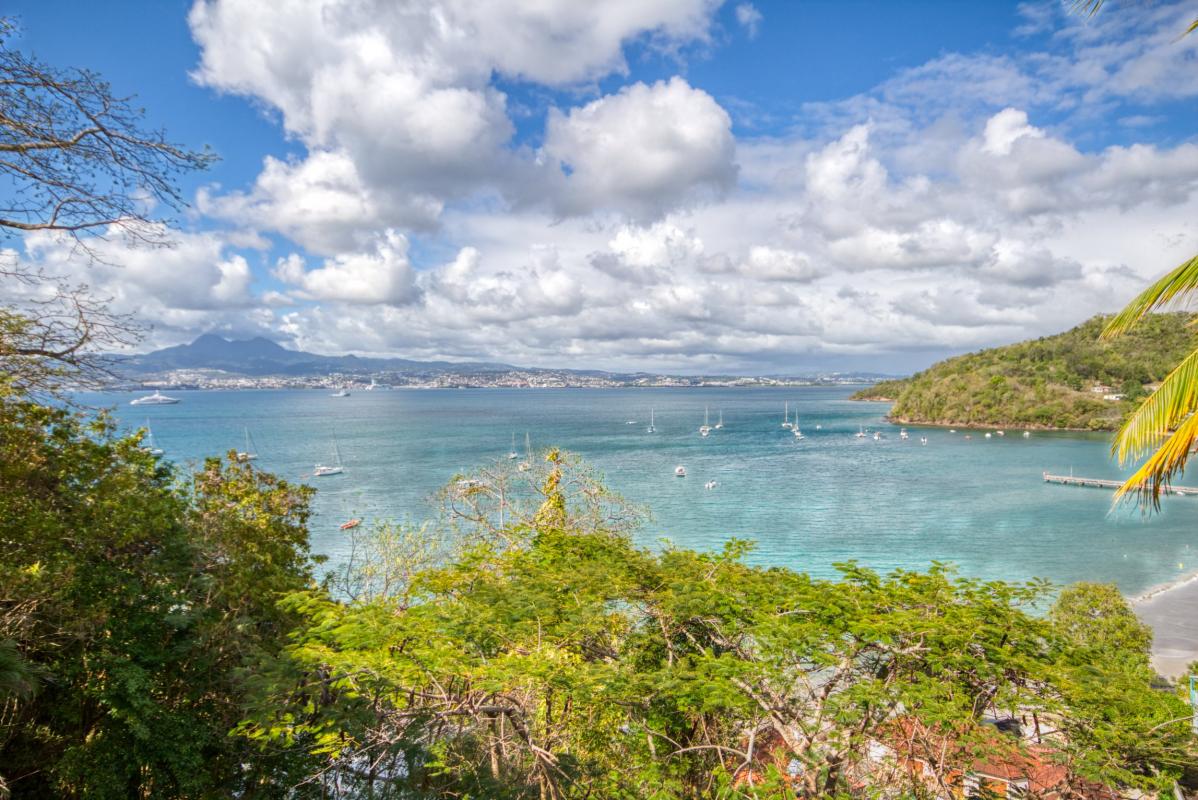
1133 573 1198 679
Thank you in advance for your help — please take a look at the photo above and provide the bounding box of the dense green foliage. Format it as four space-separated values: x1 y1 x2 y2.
236 457 1195 799
852 313 1197 430
0 396 321 798
1 397 1194 798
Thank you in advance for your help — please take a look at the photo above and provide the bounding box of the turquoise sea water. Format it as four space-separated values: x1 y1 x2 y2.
91 386 1197 595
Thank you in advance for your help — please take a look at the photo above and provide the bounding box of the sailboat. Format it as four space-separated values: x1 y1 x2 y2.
507 433 519 460
140 420 164 456
699 406 712 437
855 425 866 439
314 435 344 476
330 387 350 397
715 409 724 430
518 432 532 471
782 401 793 429
236 427 258 462
646 408 656 433
793 410 805 439
900 428 909 441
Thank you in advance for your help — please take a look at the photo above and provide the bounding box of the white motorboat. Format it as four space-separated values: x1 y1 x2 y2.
900 428 909 440
704 480 717 490
330 388 350 397
1022 431 1031 438
920 436 928 445
674 465 687 477
130 390 179 406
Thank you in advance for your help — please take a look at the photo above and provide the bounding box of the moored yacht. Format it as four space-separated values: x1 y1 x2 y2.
699 406 712 437
646 408 656 434
674 465 687 477
140 420 164 456
235 427 259 462
130 390 179 406
507 433 519 460
314 435 344 476
782 402 793 429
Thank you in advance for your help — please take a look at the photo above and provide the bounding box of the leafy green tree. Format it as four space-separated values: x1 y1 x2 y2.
0 393 318 798
239 458 1196 799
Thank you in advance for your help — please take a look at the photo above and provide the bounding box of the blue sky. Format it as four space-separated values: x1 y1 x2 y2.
5 1 1198 373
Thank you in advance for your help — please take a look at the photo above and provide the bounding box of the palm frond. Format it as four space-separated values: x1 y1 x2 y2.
1102 254 1198 340
1113 409 1198 508
1111 345 1198 466
1072 0 1104 16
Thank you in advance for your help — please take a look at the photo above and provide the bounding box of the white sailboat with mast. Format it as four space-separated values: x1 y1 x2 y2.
782 401 793 429
699 406 712 437
646 409 656 433
518 432 532 471
314 434 344 476
715 409 724 430
236 427 259 462
507 433 519 460
140 419 164 456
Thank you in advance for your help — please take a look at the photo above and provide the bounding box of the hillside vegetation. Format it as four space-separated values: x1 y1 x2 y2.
851 313 1196 430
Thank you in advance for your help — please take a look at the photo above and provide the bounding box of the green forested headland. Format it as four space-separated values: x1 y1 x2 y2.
851 313 1196 430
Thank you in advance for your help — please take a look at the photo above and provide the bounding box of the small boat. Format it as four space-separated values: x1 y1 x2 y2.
815 424 822 430
873 431 881 441
782 402 793 430
131 390 179 406
699 406 712 437
675 465 687 477
314 435 344 476
715 410 724 430
900 428 909 440
984 432 992 439
235 427 258 462
626 419 637 425
964 434 972 440
920 436 928 445
855 425 866 439
140 420 164 456
330 388 350 397
365 378 390 391
704 480 717 490
949 429 957 434
996 430 1005 437
1022 431 1031 438
518 432 532 471
339 519 361 530
507 433 519 460
646 409 656 434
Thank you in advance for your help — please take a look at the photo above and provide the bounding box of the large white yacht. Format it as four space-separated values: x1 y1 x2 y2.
130 391 179 406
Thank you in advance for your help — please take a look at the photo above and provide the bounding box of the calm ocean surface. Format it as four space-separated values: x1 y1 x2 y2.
89 386 1197 595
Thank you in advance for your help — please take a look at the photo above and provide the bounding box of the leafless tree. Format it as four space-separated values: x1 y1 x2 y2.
0 18 214 396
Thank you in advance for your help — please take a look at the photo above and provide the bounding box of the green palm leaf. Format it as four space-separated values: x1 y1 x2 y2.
1102 255 1198 340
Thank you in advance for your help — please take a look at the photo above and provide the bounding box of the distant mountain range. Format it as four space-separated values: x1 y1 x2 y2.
117 334 518 377
113 334 896 387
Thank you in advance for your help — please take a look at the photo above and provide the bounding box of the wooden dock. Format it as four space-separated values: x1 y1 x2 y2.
1042 471 1198 495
